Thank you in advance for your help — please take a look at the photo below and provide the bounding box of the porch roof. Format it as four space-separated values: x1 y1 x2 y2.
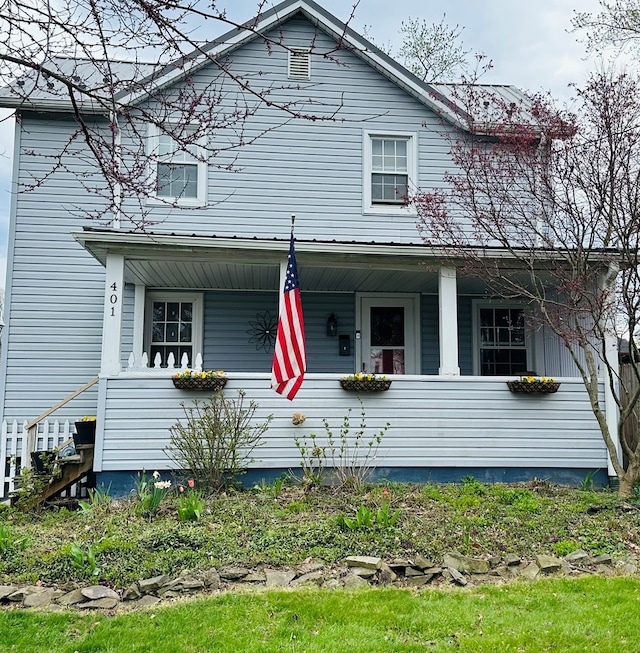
73 227 615 294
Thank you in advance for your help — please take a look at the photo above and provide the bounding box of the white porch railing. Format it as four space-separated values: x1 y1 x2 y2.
1 419 73 499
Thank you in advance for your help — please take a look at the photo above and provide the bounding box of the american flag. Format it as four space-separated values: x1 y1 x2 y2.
271 233 306 400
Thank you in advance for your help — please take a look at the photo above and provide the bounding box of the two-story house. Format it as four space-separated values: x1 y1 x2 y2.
0 0 616 498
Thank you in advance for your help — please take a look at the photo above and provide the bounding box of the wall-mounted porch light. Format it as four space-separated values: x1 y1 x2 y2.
326 313 338 337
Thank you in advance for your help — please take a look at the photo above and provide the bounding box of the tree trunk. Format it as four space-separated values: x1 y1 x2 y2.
618 473 637 498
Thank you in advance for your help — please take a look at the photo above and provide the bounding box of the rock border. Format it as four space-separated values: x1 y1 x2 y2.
1 550 637 612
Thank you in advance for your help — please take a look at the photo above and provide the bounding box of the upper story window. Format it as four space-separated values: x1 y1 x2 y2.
363 130 417 214
148 126 207 206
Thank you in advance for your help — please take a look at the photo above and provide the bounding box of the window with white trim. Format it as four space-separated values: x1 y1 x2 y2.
363 131 417 213
477 306 529 376
148 126 207 206
145 292 203 367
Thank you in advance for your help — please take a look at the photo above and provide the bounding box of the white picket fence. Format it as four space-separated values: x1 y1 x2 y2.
1 419 74 500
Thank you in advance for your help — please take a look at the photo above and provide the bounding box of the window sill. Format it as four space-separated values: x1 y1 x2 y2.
363 205 417 216
146 196 207 208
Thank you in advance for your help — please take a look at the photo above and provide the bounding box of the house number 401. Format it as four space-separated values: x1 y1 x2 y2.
109 282 119 317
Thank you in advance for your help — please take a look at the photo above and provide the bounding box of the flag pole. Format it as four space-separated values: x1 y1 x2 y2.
291 214 295 235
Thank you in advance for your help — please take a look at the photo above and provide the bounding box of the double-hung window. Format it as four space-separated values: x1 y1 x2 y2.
145 292 203 368
476 305 529 375
363 130 417 213
149 126 207 206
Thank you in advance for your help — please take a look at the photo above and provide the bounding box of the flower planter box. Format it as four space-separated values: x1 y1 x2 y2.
74 420 96 446
339 379 392 392
507 381 561 394
172 377 227 392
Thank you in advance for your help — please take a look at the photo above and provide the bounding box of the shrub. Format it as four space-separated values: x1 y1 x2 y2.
294 398 390 489
166 390 272 491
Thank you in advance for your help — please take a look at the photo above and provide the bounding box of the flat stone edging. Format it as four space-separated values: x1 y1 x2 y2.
1 550 638 612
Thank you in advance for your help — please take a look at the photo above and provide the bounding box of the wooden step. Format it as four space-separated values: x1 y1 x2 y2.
10 447 95 509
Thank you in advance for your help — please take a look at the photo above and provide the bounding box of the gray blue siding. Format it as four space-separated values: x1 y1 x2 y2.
97 374 608 472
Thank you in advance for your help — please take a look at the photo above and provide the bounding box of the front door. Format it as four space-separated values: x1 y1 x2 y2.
359 295 419 375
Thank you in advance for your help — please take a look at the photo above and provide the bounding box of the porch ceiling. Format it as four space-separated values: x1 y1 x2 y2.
123 258 445 293
73 228 501 294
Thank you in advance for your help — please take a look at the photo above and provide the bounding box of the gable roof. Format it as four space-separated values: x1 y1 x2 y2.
0 0 531 134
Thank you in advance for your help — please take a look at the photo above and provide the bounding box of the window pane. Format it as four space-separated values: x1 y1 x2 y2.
371 173 408 204
370 348 405 374
167 303 180 321
181 303 193 322
371 306 404 346
166 323 178 342
157 163 198 199
153 302 165 321
152 323 164 343
180 323 192 343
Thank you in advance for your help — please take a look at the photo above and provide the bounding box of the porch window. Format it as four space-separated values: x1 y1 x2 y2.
145 293 203 367
148 126 207 206
363 130 417 214
478 306 528 375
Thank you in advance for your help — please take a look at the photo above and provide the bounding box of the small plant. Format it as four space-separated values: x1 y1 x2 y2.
172 369 225 380
0 523 28 553
325 398 390 488
376 503 401 527
253 474 288 497
177 479 204 522
294 432 327 487
341 372 388 382
376 488 401 527
11 463 58 512
293 399 389 489
580 469 601 492
81 415 97 422
338 505 375 531
552 540 577 557
69 543 100 577
461 475 486 496
166 390 272 491
78 484 112 513
134 470 172 518
517 376 556 385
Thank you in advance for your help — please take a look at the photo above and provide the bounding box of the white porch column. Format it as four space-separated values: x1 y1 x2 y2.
132 284 146 364
438 266 460 376
100 253 125 375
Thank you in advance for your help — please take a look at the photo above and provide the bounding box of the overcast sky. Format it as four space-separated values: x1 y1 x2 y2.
0 0 604 290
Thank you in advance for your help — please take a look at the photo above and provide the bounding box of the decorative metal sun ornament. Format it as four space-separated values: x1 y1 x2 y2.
247 310 278 352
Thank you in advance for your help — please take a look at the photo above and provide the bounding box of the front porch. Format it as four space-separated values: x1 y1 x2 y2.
71 228 618 492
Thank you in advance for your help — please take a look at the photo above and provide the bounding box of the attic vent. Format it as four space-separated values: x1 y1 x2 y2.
288 48 310 80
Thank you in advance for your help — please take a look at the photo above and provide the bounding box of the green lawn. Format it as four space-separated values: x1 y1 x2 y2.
2 577 639 652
